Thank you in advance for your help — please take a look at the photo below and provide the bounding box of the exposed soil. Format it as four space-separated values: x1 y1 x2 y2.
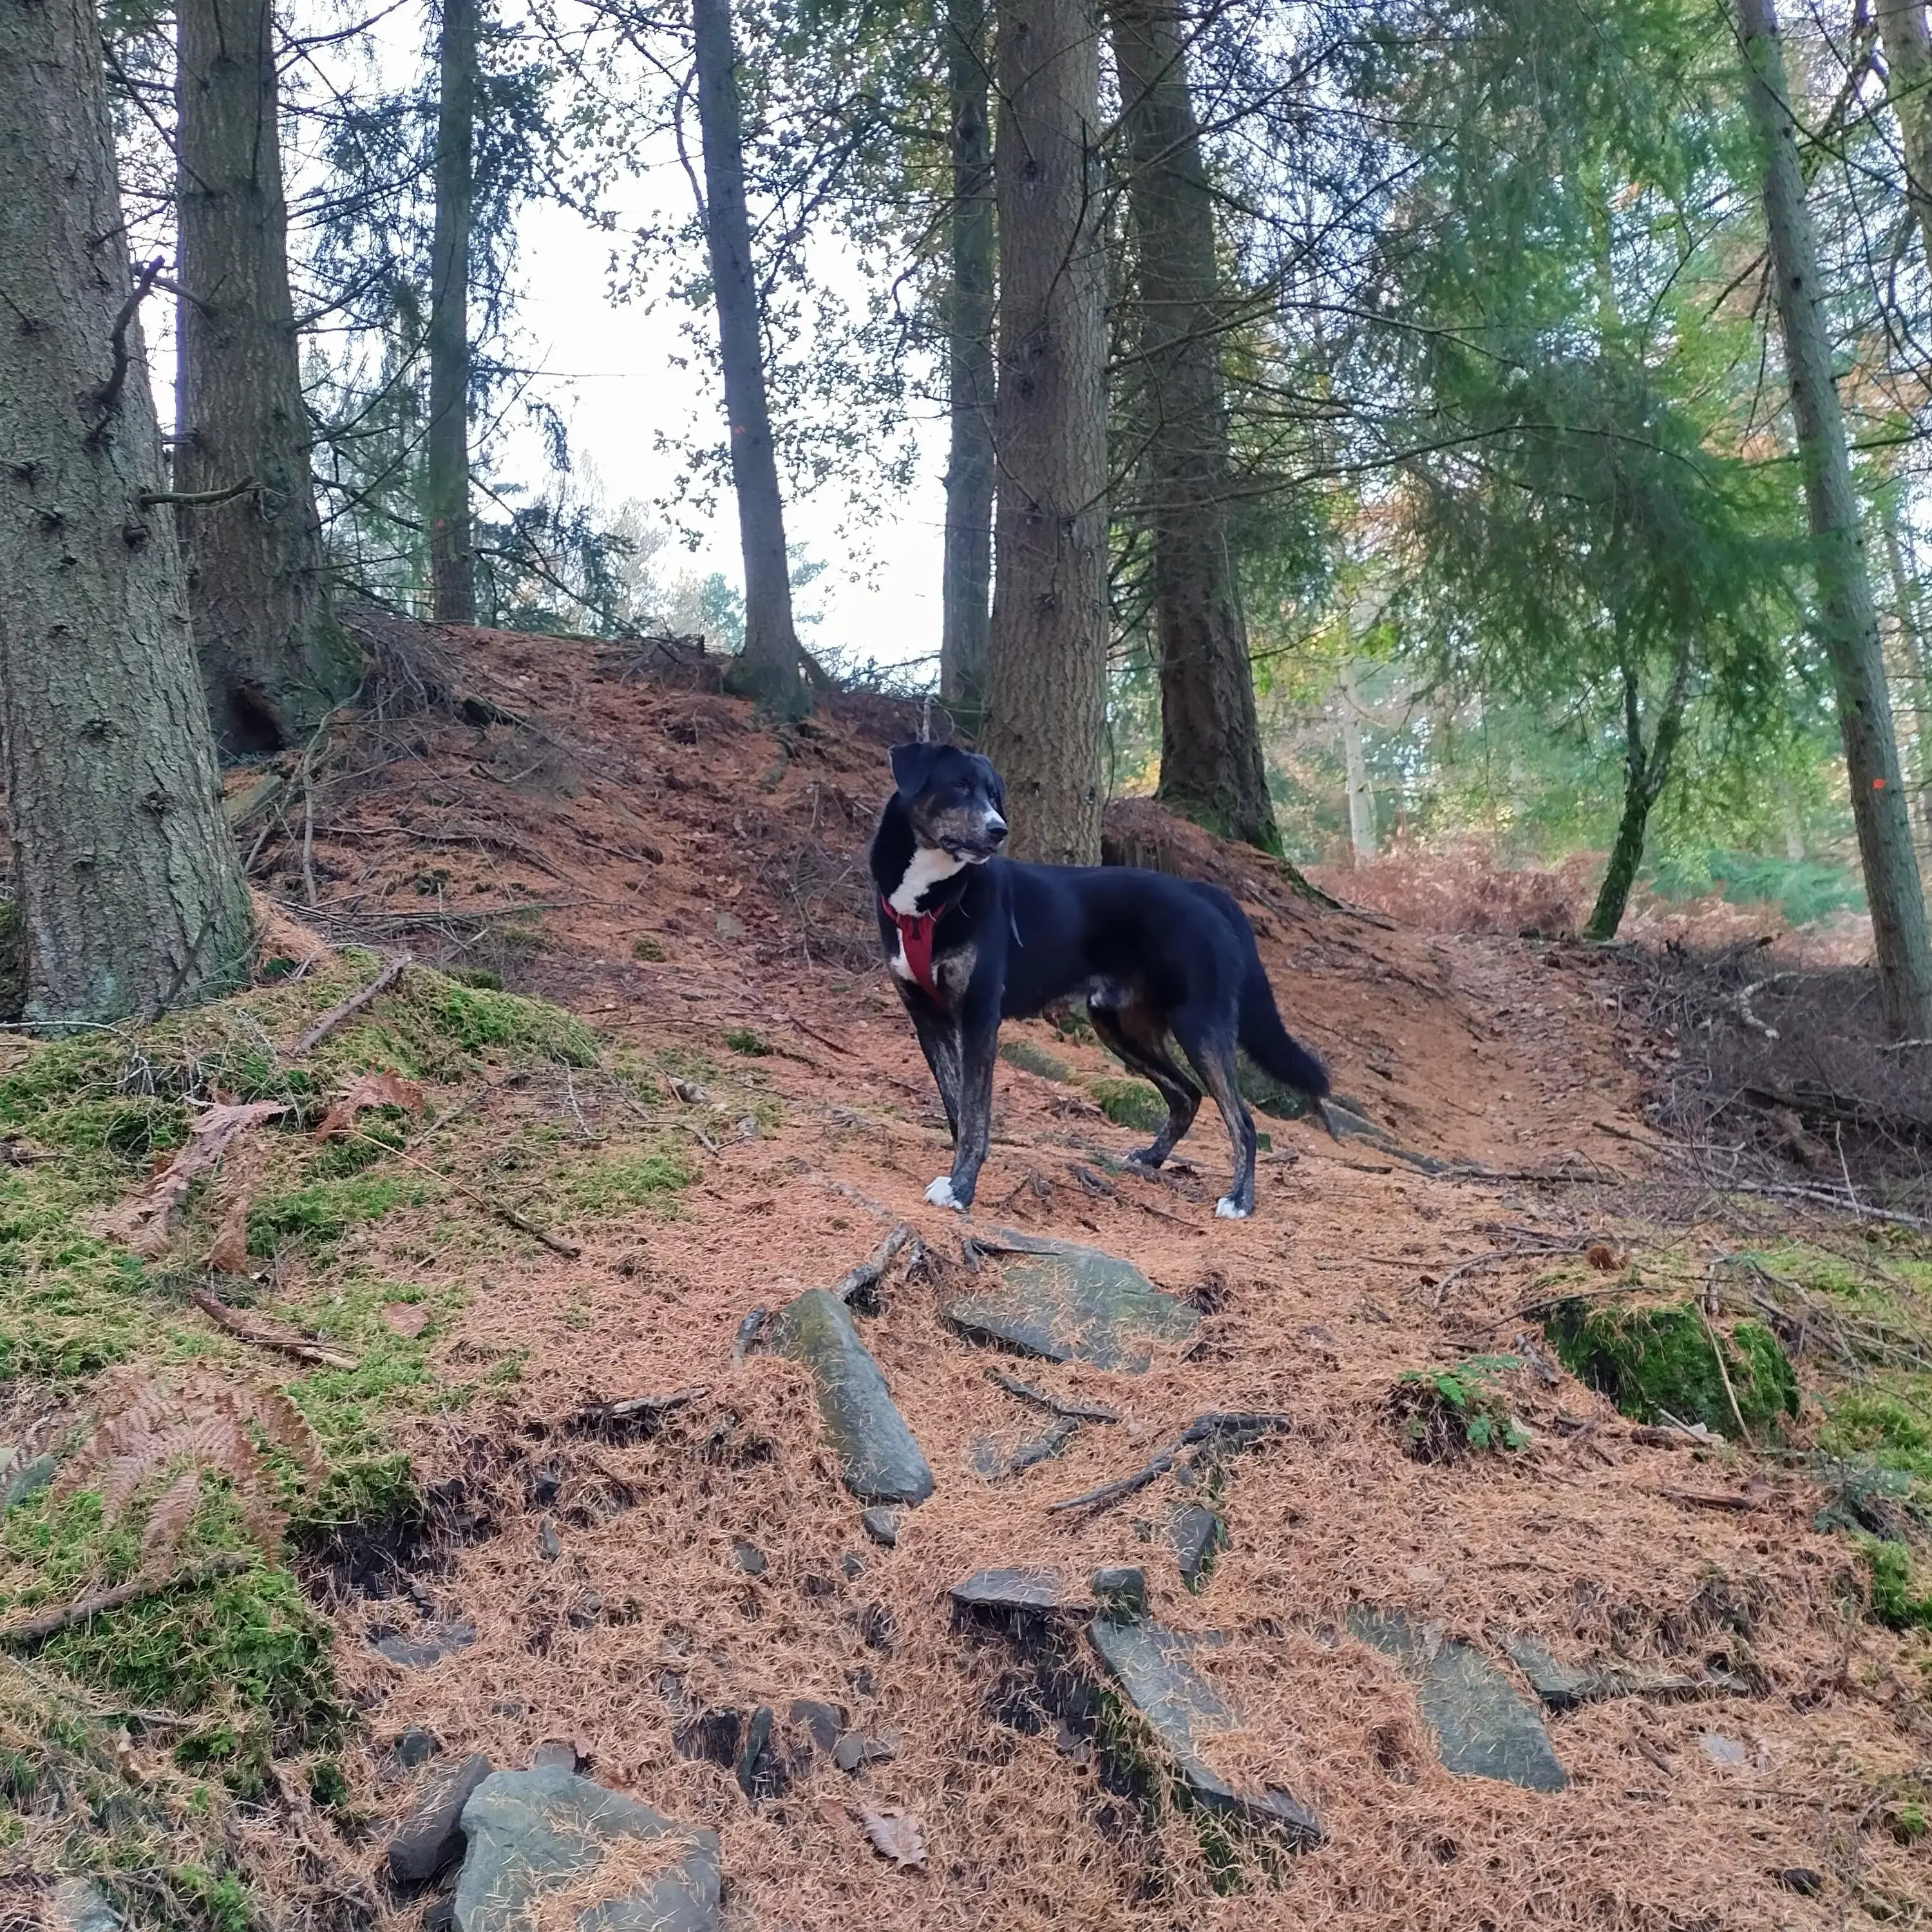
207 622 1931 1928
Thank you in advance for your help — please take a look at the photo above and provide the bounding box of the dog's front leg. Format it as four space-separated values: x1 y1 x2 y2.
899 990 963 1143
936 1009 999 1211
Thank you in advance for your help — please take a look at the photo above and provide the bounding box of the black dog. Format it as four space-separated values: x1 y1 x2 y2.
871 741 1329 1218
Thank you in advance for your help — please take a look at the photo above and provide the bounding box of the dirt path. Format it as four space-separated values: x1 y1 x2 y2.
248 628 1928 1929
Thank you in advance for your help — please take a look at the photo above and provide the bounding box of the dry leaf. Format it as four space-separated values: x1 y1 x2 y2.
314 1070 425 1142
96 1101 288 1259
861 1809 927 1870
814 1798 848 1830
209 1194 253 1273
383 1302 431 1339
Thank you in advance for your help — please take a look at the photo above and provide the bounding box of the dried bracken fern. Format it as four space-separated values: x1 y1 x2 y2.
55 1375 326 1576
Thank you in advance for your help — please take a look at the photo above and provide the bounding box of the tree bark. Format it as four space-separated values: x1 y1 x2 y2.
1111 0 1276 851
1340 656 1375 862
1878 1 1932 269
982 0 1108 864
176 0 360 753
1584 646 1692 941
938 0 995 732
1880 489 1932 857
0 0 252 1021
1738 0 1932 1035
425 0 477 623
692 0 809 721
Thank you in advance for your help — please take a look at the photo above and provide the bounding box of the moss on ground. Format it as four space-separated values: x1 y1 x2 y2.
1544 1299 1799 1437
245 1173 415 1256
1857 1535 1932 1632
1089 1077 1168 1135
1001 1037 1071 1082
561 1144 693 1214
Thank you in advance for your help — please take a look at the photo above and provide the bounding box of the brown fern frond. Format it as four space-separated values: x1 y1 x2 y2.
57 1372 314 1566
138 1468 204 1576
240 1388 326 1488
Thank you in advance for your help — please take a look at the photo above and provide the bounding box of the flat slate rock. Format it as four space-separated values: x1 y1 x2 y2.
968 1417 1079 1481
943 1231 1197 1373
1501 1633 1748 1712
375 1623 478 1669
950 1567 1088 1615
1086 1618 1321 1845
49 1879 121 1932
768 1290 934 1505
390 1752 493 1886
1 1450 55 1511
1349 1610 1566 1792
455 1765 719 1932
1171 1504 1225 1593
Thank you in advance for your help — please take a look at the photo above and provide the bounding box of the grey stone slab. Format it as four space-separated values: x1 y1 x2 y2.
768 1290 933 1505
50 1879 121 1932
454 1766 719 1932
968 1417 1079 1481
942 1231 1197 1373
390 1753 493 1886
1501 1633 1748 1712
949 1566 1086 1615
1171 1504 1225 1594
375 1624 478 1669
2 1452 55 1511
1348 1610 1566 1792
860 1508 898 1547
1090 1566 1148 1621
1086 1618 1321 1845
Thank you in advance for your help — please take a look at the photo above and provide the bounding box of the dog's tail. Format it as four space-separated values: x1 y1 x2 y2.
1238 957 1331 1099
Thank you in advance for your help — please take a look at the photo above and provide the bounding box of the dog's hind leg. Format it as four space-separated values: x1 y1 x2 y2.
1089 1003 1200 1168
1173 1019 1258 1218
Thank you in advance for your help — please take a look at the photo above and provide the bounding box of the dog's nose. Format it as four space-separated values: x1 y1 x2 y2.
986 815 1008 846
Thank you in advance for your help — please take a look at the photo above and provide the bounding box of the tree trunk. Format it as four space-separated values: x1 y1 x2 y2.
1111 0 1276 852
982 0 1108 864
938 0 995 732
1738 0 1932 1034
1584 647 1692 941
1878 1 1932 269
425 0 477 623
0 0 252 1021
176 0 360 753
1340 656 1375 862
1880 489 1932 857
692 0 810 721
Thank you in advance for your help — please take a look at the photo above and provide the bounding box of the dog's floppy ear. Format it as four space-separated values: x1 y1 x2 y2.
889 742 940 800
975 755 1005 811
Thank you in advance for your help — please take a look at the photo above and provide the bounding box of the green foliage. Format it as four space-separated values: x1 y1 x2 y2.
1544 1300 1799 1437
1001 1038 1071 1082
1390 1356 1530 1459
1088 1077 1168 1134
1645 849 1864 927
723 1027 772 1056
1856 1535 1932 1632
631 937 667 962
1821 1389 1932 1482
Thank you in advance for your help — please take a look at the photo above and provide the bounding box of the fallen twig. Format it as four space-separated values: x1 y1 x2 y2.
1048 1412 1288 1515
1698 1304 1748 1439
569 1385 707 1436
359 1132 580 1258
1645 1486 1759 1513
987 1370 1119 1424
1709 1177 1930 1231
2 1553 253 1645
187 1289 358 1370
287 954 409 1059
829 1223 916 1308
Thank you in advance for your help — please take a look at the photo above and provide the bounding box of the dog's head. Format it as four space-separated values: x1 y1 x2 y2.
887 743 1008 862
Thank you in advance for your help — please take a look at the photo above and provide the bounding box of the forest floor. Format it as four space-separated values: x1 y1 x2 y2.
3 621 1929 1932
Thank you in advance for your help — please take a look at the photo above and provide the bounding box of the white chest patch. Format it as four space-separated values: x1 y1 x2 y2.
886 845 966 915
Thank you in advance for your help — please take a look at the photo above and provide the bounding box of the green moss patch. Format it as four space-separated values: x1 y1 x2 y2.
1544 1300 1798 1438
1089 1077 1168 1134
1857 1535 1932 1633
1001 1038 1071 1082
245 1174 415 1256
561 1145 693 1214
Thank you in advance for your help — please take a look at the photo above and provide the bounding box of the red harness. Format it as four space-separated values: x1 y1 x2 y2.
881 896 943 999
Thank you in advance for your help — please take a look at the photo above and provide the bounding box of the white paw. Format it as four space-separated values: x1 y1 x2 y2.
1215 1196 1251 1220
925 1176 963 1210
